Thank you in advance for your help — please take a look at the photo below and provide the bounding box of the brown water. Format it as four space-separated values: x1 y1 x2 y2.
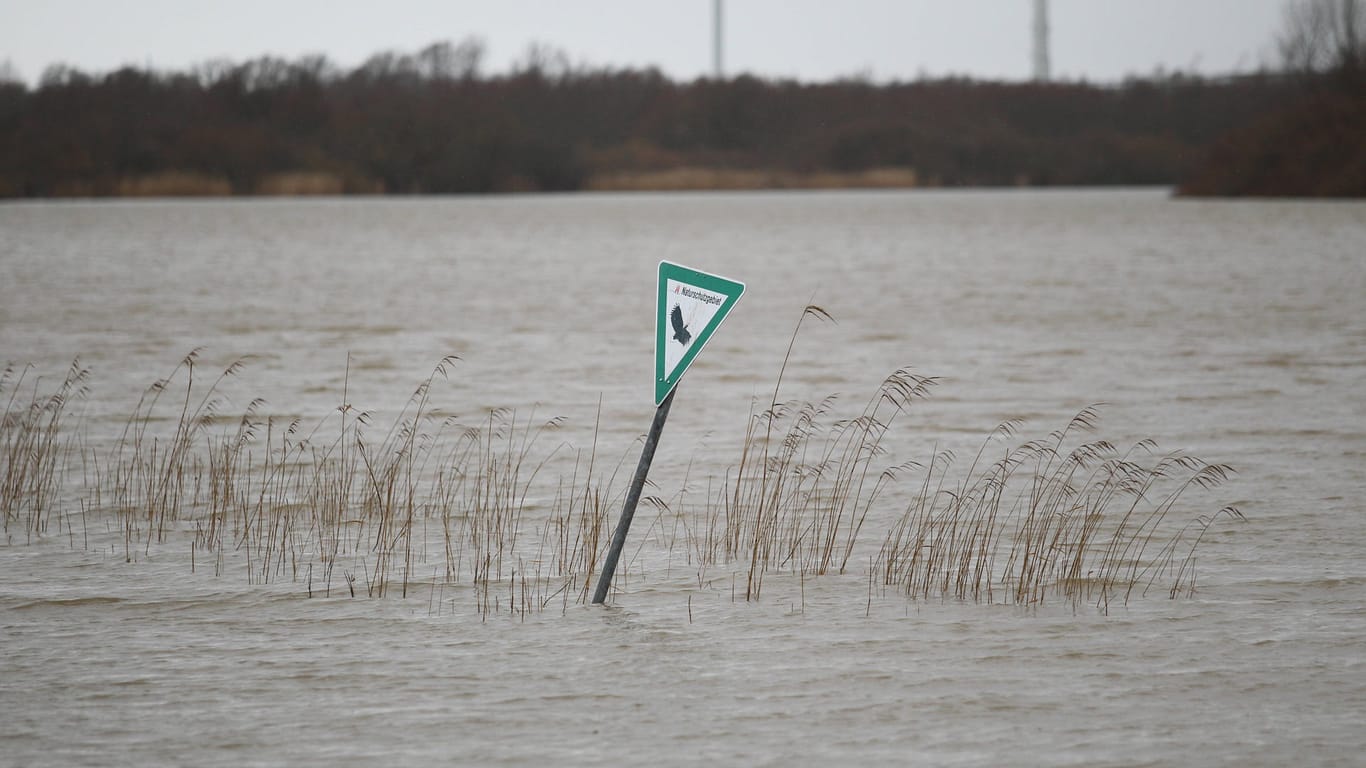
2 190 1364 766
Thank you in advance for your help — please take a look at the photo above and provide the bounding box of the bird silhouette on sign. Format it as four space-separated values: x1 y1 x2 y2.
670 303 692 346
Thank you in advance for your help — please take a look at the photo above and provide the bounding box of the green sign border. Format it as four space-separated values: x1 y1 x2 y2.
655 260 745 405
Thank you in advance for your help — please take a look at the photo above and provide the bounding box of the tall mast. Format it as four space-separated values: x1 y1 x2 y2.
1033 0 1051 82
713 0 724 78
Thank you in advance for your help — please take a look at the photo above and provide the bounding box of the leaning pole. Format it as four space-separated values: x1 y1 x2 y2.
590 261 745 605
591 387 676 604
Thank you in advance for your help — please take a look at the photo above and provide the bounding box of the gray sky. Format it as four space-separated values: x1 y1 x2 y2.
2 0 1289 86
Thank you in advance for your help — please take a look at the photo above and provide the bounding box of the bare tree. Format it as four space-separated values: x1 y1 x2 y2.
358 37 483 83
513 42 572 81
416 38 485 81
0 59 20 85
1278 0 1365 74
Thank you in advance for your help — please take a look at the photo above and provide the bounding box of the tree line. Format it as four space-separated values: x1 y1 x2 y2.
0 29 1347 198
1178 0 1364 196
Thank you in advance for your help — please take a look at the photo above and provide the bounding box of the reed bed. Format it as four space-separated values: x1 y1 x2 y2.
664 307 1243 611
1 319 1243 615
873 411 1245 611
1 360 90 541
703 306 940 600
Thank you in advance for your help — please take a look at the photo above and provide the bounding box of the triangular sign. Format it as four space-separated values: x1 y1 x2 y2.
655 261 745 405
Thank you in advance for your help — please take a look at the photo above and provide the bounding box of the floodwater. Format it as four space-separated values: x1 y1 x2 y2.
1 190 1364 766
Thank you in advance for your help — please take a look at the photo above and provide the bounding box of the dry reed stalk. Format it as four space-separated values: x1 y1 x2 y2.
2 340 1241 617
426 402 593 612
104 350 247 558
1 360 90 539
874 408 1242 611
545 399 623 600
718 306 939 599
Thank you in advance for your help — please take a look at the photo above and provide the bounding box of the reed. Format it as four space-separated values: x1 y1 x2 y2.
102 350 247 560
1 360 89 539
666 307 1242 610
873 408 1242 611
352 355 460 597
428 405 568 611
2 332 1243 616
704 305 938 599
543 399 638 602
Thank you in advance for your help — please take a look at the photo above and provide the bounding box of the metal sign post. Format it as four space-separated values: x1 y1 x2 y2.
590 387 675 604
591 261 745 605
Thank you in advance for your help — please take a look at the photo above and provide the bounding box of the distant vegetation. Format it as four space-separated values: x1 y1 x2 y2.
1 0 1360 198
0 38 1303 198
1175 84 1364 196
1178 0 1365 196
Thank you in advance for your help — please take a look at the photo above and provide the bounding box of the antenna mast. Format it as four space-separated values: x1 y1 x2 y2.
1032 0 1050 81
713 0 724 78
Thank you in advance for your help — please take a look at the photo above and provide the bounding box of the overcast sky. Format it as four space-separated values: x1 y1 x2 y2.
2 0 1290 86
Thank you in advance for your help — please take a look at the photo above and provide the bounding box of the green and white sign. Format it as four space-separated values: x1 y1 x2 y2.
655 260 745 405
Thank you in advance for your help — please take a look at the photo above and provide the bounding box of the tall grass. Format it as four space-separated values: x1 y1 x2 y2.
101 349 247 559
1 322 1244 615
679 305 1241 609
119 353 610 612
1 360 89 539
695 305 938 600
874 408 1245 611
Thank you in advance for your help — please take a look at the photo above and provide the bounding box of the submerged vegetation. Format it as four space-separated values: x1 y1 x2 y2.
1 314 1243 616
